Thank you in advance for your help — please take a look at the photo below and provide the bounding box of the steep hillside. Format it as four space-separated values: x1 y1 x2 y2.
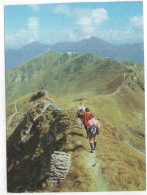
6 51 144 105
6 89 146 192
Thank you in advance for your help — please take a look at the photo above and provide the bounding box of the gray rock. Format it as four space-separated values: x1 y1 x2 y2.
49 151 71 185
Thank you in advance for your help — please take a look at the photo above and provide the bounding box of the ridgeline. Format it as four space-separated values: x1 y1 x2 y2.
6 51 145 192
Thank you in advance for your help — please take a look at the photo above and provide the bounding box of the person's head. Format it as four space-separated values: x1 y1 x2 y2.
85 108 90 112
90 113 95 118
80 102 84 106
80 108 84 113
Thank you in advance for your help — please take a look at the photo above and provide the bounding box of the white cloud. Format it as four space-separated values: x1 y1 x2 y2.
69 11 143 44
96 16 143 44
130 16 143 32
96 28 143 44
28 5 39 12
91 8 108 26
98 30 132 43
27 17 39 41
53 4 71 16
71 8 108 40
27 17 39 31
5 17 39 48
52 6 108 41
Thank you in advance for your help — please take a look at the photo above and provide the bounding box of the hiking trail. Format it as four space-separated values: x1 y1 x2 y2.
76 118 108 191
85 151 108 191
108 73 126 97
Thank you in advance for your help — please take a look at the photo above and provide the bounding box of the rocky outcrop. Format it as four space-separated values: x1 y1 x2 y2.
49 151 71 185
30 91 45 101
7 91 70 192
6 73 37 83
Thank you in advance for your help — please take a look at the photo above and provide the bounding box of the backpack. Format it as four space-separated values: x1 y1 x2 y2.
78 109 85 118
90 124 97 135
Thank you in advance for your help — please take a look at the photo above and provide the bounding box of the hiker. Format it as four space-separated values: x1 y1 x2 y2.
76 102 86 128
84 108 91 138
77 102 85 114
77 109 85 128
87 113 100 153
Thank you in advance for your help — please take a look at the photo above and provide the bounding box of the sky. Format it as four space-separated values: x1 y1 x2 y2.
4 1 144 48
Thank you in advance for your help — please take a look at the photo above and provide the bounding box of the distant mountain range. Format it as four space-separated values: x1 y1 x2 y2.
5 36 144 71
5 42 49 71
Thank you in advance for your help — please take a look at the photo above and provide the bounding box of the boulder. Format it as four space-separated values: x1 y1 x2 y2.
49 151 71 185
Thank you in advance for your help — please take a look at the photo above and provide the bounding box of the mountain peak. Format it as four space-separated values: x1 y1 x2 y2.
21 41 47 49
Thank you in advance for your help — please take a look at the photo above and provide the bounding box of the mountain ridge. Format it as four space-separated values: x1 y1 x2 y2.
5 37 144 71
6 51 144 106
6 49 145 192
6 86 145 192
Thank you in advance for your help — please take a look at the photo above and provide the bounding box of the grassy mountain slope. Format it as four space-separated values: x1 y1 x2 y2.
6 51 144 105
6 51 145 192
6 89 145 192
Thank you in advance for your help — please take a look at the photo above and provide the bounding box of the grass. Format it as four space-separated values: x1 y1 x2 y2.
42 89 145 192
6 89 146 192
6 51 143 105
58 84 145 191
41 107 101 192
6 51 145 192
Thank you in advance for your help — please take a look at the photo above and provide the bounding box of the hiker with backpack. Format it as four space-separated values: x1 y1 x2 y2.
87 113 100 153
84 108 91 138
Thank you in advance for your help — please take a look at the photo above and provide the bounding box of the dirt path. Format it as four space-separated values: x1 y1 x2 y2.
124 140 145 156
108 73 126 97
85 149 108 191
76 119 108 191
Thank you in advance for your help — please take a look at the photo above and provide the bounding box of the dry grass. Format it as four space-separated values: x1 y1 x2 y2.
7 89 146 192
59 88 146 191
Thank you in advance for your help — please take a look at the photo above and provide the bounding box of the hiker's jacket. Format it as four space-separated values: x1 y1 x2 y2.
87 118 100 130
84 112 91 126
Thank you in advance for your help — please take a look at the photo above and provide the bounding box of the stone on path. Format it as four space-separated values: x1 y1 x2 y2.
49 151 71 185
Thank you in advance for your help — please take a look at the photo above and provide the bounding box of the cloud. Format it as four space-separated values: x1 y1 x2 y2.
5 17 39 48
27 17 39 40
70 8 108 39
53 4 71 16
69 11 143 44
28 5 39 12
95 28 143 44
97 30 132 43
130 16 143 33
96 16 143 44
52 6 108 41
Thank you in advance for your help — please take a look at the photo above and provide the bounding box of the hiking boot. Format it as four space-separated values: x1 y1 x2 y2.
94 142 97 150
90 143 93 153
